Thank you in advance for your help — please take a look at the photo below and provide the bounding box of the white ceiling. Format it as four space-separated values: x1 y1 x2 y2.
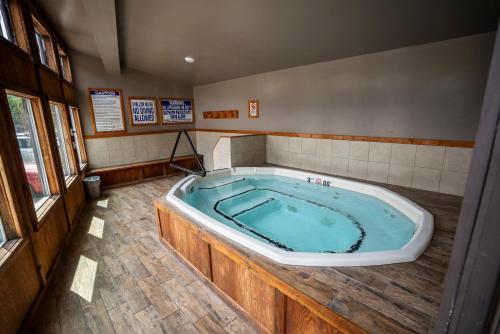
37 0 497 85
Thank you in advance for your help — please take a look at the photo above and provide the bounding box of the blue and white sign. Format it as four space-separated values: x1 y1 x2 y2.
89 89 125 132
161 98 194 124
130 98 158 125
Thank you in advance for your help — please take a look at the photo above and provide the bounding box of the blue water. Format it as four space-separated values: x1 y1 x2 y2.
181 175 416 253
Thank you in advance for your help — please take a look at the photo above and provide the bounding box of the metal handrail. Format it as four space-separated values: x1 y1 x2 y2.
169 129 207 177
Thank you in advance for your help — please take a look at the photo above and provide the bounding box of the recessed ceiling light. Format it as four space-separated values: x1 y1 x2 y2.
184 56 195 64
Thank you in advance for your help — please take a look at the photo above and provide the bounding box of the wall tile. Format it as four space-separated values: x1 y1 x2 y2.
315 139 332 156
366 162 389 183
443 147 473 173
331 157 348 176
348 159 368 179
368 142 391 163
300 153 316 170
331 140 349 158
108 149 125 166
288 137 302 153
315 155 331 173
266 149 278 164
349 141 369 161
412 167 441 192
91 138 108 152
289 153 302 169
388 164 413 187
390 144 416 166
301 138 317 154
439 171 468 196
276 150 290 166
415 146 445 169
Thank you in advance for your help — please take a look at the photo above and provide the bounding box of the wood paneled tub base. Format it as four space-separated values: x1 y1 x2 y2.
155 200 365 333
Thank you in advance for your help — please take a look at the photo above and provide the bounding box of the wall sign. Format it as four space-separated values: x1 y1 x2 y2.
161 98 194 124
128 97 159 126
203 110 239 119
248 99 259 118
88 88 126 133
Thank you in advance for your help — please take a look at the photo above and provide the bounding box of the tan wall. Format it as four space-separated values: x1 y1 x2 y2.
71 51 194 136
84 131 197 169
194 33 494 141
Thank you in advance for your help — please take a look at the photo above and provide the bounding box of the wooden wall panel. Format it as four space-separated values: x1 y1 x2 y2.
65 177 85 224
167 214 212 278
0 241 41 334
143 164 164 179
0 43 38 93
39 67 63 101
87 155 202 189
32 199 69 279
62 81 76 105
211 248 277 332
286 298 340 334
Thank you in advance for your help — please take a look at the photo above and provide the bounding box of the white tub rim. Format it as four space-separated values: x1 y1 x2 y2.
166 167 434 267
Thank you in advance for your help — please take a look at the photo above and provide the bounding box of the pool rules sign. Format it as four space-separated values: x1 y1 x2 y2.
128 97 159 126
161 98 194 124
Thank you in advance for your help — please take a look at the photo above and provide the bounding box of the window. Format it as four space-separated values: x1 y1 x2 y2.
0 0 15 43
32 16 57 72
35 29 48 66
50 103 72 180
7 94 50 209
0 216 6 247
69 106 86 169
58 46 72 82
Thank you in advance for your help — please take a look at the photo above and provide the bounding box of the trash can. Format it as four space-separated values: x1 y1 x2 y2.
84 176 101 199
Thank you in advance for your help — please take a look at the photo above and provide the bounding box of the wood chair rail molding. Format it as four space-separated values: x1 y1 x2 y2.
84 128 474 147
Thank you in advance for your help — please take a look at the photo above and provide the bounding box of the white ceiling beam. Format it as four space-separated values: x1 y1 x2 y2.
82 0 121 74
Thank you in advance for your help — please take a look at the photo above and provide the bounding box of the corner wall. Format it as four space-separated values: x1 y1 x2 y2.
194 33 494 141
71 51 194 136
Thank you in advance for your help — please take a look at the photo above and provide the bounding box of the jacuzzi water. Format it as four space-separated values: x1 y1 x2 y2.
182 174 416 254
168 167 433 266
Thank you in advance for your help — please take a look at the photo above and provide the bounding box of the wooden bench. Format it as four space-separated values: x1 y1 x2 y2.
86 155 203 189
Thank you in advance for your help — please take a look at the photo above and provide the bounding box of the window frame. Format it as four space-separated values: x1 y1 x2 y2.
8 93 52 211
32 15 58 73
49 102 77 184
57 45 72 82
69 106 87 170
0 0 29 52
0 0 16 44
5 90 62 226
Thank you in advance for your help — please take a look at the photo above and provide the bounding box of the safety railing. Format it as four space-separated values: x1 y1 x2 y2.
169 129 207 177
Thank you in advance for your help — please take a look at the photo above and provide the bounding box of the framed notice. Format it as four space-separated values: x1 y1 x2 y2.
88 88 126 133
128 97 159 126
160 98 194 124
248 99 259 118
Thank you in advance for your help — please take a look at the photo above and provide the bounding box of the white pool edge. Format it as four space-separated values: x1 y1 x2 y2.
166 167 434 267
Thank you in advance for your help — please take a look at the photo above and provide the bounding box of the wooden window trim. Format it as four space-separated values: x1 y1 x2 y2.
127 96 161 127
34 194 60 228
5 90 63 231
32 15 58 74
49 101 77 182
57 45 72 82
69 106 88 169
1 0 30 53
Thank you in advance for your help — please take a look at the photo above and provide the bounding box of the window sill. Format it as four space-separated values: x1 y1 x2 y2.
0 238 27 271
80 162 88 173
0 36 30 57
40 63 59 76
65 174 78 187
35 195 61 229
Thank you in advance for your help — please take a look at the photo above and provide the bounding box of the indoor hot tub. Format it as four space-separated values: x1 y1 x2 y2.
165 167 433 266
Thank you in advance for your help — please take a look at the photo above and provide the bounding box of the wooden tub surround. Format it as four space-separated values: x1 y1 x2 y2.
155 177 461 333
